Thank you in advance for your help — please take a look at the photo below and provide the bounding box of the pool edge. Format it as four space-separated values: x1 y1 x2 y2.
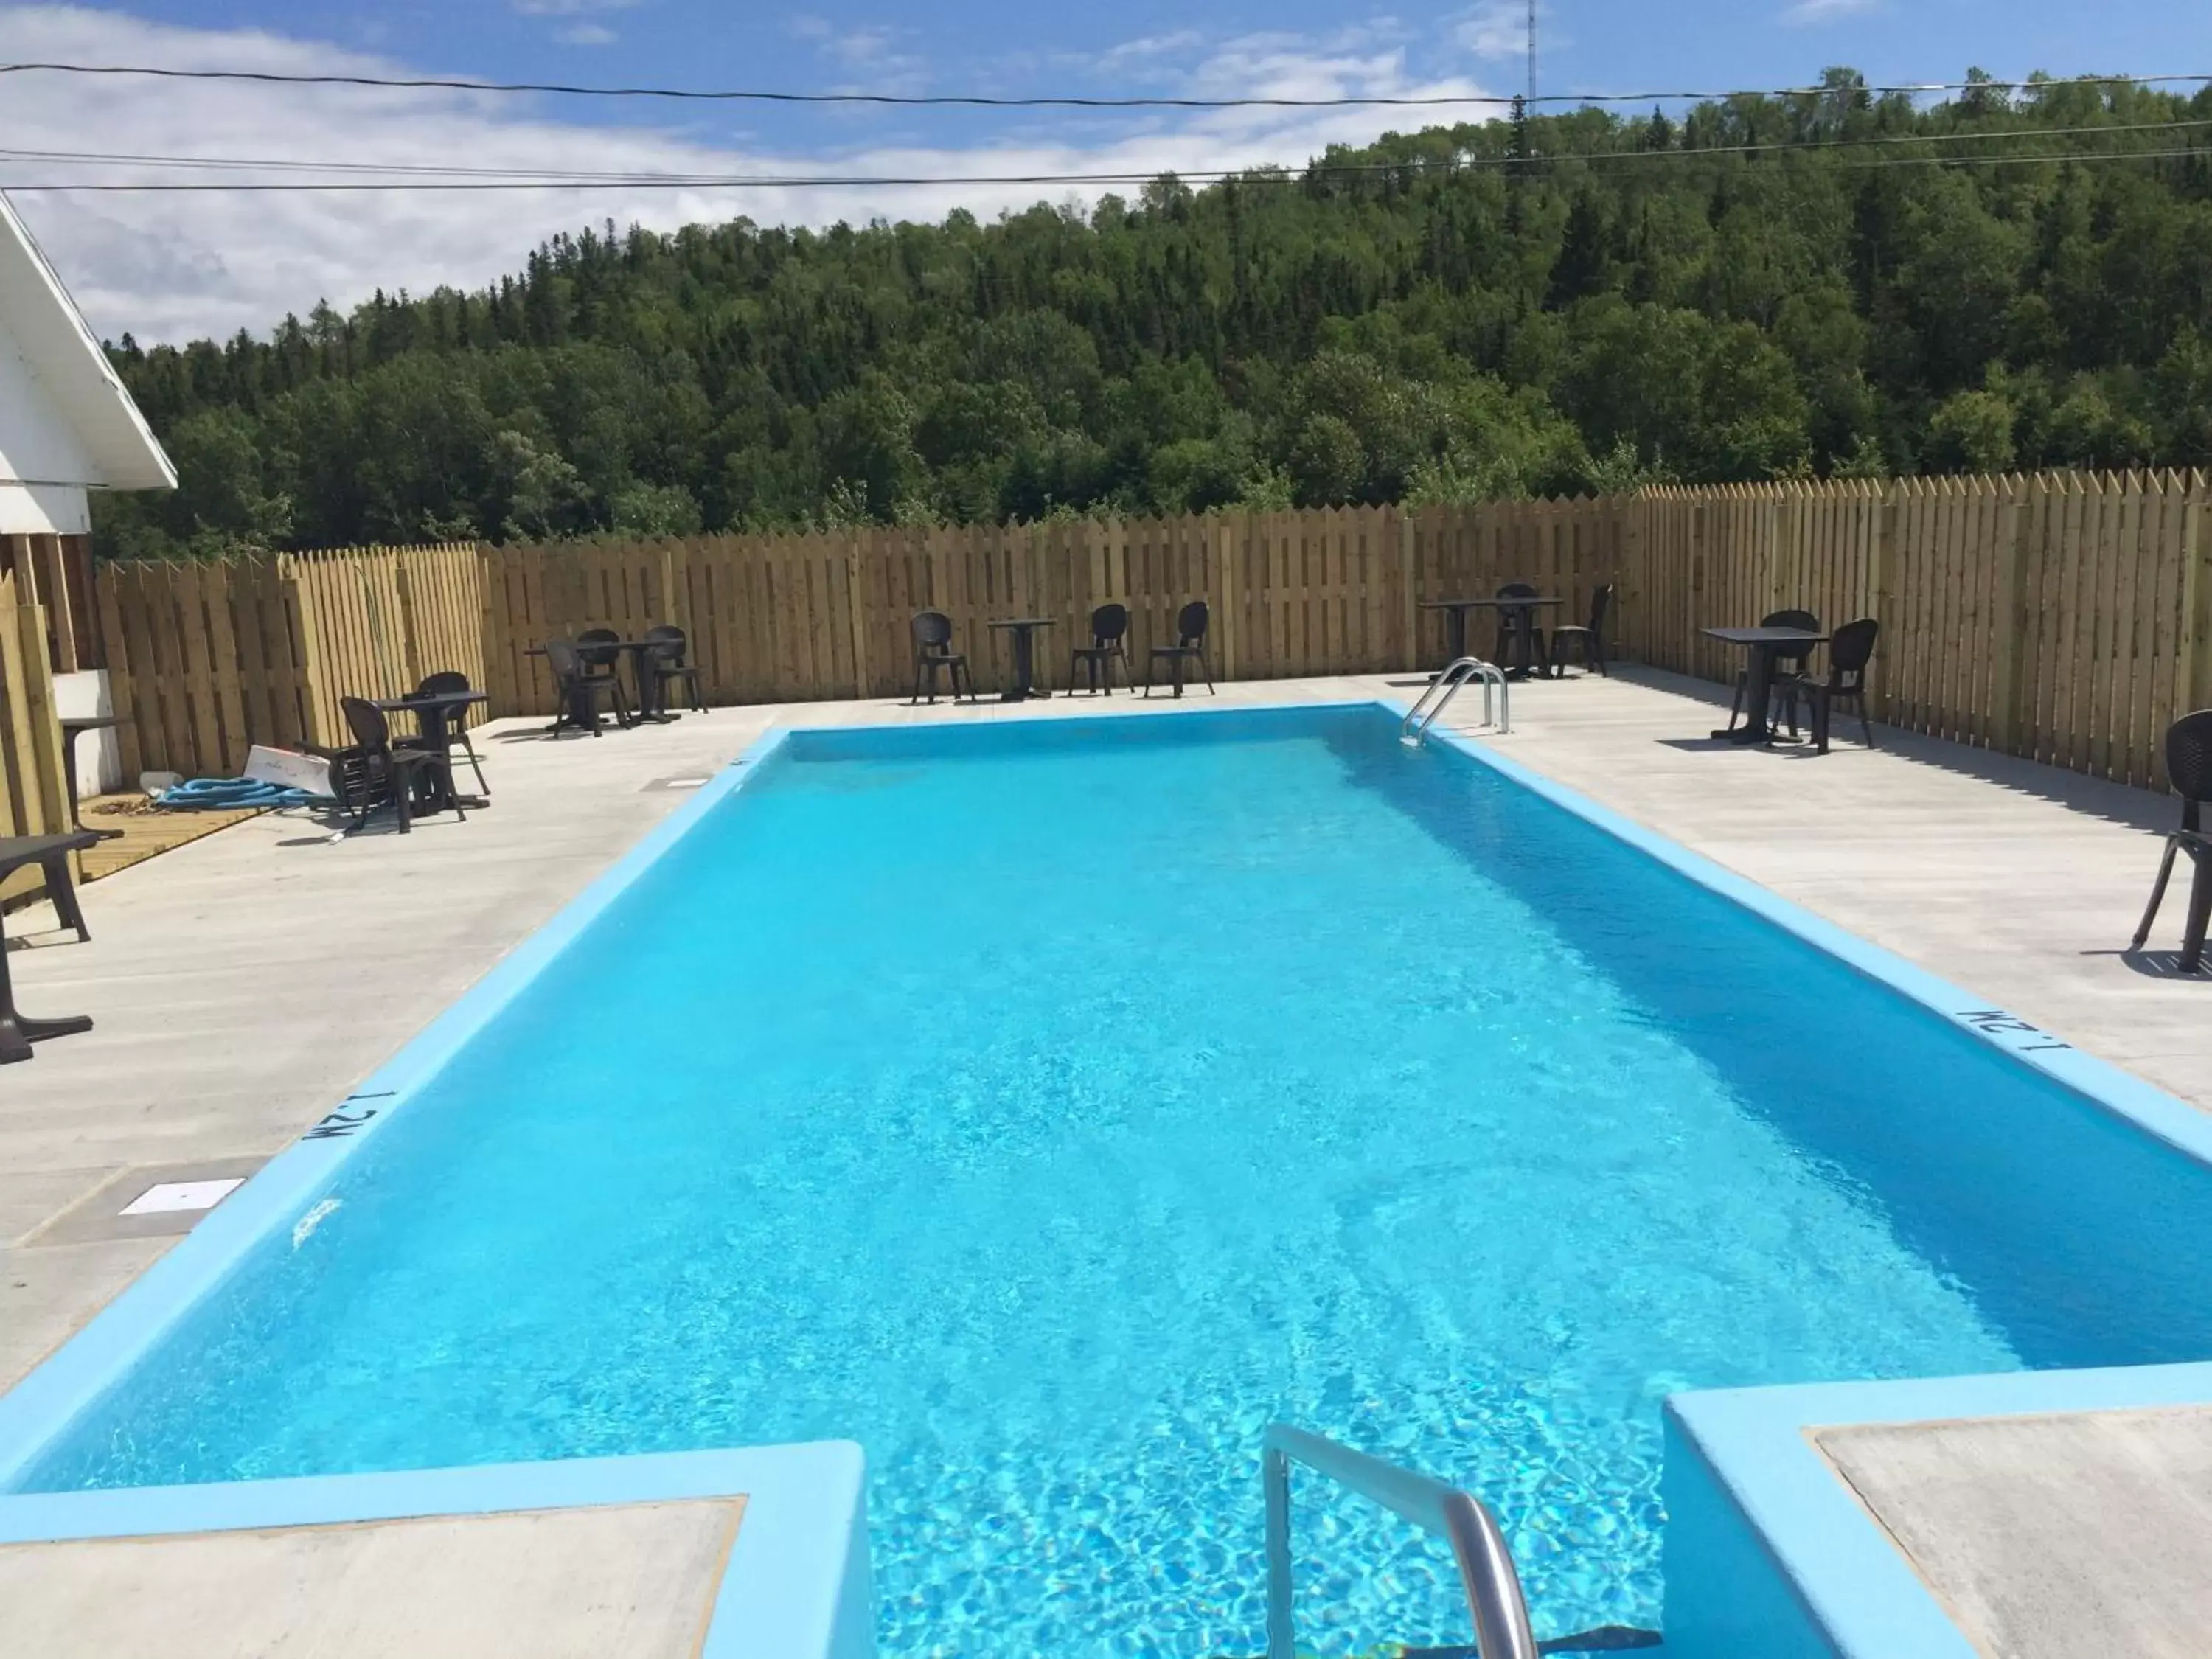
0 721 798 1488
0 1441 873 1659
1418 711 2212 1659
9 695 2212 1659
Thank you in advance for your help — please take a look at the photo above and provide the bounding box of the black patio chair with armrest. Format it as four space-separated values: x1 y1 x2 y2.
909 610 975 704
1144 600 1214 698
2132 709 2212 974
411 669 490 796
1068 603 1132 696
1726 608 1820 737
1547 585 1613 678
1492 582 1548 675
644 624 708 713
577 626 625 685
545 636 631 735
340 697 463 835
1784 617 1879 754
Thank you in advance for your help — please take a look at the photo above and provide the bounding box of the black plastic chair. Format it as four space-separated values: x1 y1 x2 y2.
1068 604 1133 696
1493 582 1548 678
545 637 631 735
2132 709 2212 973
577 626 625 684
412 670 489 796
1144 601 1215 698
1787 618 1879 754
1727 608 1820 737
340 697 462 834
910 610 973 704
644 624 707 714
1548 585 1613 678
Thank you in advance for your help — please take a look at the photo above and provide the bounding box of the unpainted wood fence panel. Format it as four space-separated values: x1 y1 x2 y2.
86 471 2212 800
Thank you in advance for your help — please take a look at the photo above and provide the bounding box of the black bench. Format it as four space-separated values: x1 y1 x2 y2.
0 831 98 1063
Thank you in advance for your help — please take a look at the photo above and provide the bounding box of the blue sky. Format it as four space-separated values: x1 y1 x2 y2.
3 0 2208 340
98 0 2210 114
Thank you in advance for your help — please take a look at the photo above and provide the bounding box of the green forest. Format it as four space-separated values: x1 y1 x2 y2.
92 69 2212 559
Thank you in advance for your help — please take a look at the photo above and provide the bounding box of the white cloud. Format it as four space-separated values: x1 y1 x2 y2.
1093 30 1207 69
1781 0 1881 21
0 6 1495 344
1454 1 1526 61
510 0 641 15
554 22 618 45
781 15 929 96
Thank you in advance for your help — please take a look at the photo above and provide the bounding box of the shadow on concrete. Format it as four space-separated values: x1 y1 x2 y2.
1615 663 2182 835
2081 947 2208 982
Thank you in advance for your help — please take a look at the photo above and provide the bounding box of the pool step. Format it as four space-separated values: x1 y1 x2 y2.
1408 1626 1665 1655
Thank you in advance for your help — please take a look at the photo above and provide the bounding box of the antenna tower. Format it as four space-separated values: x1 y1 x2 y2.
1526 0 1536 103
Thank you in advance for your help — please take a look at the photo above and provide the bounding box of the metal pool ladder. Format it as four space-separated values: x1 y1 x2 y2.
1402 655 1509 746
1263 1423 1538 1659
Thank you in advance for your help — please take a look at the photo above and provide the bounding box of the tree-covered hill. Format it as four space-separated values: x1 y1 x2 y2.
93 69 2212 558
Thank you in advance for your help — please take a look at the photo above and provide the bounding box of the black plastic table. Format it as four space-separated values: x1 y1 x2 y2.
987 617 1057 701
1421 597 1562 678
373 691 490 810
58 715 125 838
1467 596 1565 678
1701 626 1829 744
525 641 681 725
607 641 684 723
1417 599 1489 665
0 831 97 1063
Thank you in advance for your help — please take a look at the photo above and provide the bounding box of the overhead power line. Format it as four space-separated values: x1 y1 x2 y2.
6 116 2207 185
5 142 2212 193
0 59 2207 109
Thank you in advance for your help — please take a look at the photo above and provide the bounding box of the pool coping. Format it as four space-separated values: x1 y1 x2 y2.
4 693 2211 1658
0 1441 872 1659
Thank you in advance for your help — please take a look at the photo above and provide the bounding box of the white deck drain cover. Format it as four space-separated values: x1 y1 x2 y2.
120 1178 245 1216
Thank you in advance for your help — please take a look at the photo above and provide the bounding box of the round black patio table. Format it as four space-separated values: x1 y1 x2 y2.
523 641 685 725
373 689 490 810
608 640 684 723
1700 625 1830 744
1422 596 1563 679
987 617 1057 701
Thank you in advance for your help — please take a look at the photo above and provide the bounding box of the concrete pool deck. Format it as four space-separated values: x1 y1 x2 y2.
0 1497 745 1658
5 665 2210 1656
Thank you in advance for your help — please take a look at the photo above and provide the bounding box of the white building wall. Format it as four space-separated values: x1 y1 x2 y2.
0 321 99 481
52 668 121 796
0 479 91 535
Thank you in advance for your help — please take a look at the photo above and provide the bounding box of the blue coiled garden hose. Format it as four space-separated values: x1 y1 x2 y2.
152 777 328 810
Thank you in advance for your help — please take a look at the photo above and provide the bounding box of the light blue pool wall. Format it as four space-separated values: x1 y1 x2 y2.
6 698 2212 1659
1414 718 2212 1659
1656 1416 1840 1659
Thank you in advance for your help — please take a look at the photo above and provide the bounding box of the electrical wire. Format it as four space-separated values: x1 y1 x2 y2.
0 59 2205 109
5 143 2211 192
5 116 2209 185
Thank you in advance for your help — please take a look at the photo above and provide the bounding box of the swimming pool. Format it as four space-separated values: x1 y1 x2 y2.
13 703 2212 1657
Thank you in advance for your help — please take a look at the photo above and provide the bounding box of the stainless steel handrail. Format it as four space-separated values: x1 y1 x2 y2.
1262 1423 1539 1659
1400 656 1509 745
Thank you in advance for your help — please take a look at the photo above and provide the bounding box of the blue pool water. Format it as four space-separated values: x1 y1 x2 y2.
23 706 2212 1655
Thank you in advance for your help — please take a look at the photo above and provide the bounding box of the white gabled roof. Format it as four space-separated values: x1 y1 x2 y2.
0 191 176 493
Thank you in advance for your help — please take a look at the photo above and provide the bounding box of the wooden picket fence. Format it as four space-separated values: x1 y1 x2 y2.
478 499 1627 713
1621 472 2212 793
88 471 2212 799
96 543 482 783
0 571 73 900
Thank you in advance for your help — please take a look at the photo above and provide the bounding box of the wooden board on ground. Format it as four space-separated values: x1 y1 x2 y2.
72 796 265 883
